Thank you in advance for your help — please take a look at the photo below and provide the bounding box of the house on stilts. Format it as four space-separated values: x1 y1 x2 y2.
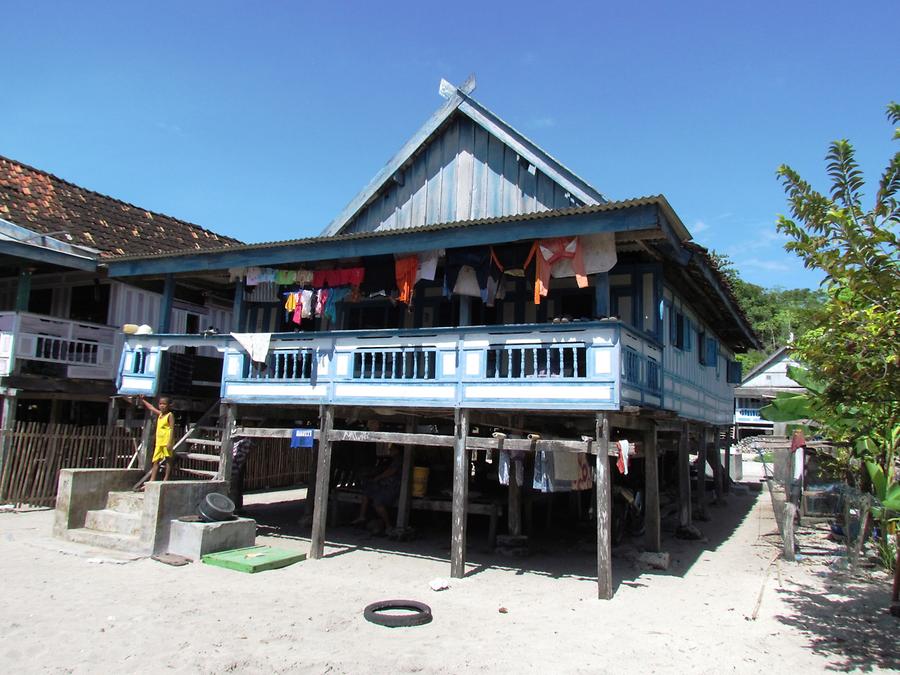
54 79 761 598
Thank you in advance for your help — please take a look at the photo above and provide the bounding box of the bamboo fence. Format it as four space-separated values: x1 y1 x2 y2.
0 422 137 508
0 422 314 508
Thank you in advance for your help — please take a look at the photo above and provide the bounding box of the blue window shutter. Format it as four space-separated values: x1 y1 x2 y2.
706 337 717 367
685 320 692 351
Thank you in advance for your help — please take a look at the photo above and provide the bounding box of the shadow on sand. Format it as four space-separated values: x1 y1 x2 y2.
240 484 761 592
774 574 899 672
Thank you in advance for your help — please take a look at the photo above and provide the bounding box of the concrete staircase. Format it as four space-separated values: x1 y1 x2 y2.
66 490 145 552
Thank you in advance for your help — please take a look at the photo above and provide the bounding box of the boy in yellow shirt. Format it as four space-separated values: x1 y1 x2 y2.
138 395 175 483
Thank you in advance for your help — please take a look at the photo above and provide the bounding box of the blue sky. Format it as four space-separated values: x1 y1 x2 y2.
3 1 897 289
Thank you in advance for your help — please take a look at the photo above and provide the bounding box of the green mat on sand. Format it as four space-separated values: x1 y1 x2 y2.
201 545 306 573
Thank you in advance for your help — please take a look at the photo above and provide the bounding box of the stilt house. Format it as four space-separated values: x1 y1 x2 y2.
95 81 760 596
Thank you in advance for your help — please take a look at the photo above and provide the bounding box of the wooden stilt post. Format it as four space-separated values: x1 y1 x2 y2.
217 403 236 482
450 407 470 579
141 414 155 471
105 397 117 453
309 405 335 560
396 420 415 530
678 422 692 528
0 392 19 495
644 423 661 552
696 425 709 521
723 427 732 494
712 426 725 505
596 413 613 600
507 452 522 536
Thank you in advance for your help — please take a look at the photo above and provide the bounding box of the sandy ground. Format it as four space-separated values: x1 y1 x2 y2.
0 474 896 674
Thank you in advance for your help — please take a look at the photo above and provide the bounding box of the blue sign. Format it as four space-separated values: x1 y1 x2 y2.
290 428 315 448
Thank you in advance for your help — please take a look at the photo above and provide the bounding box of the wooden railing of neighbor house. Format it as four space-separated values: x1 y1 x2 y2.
0 312 122 380
0 423 138 508
117 320 665 411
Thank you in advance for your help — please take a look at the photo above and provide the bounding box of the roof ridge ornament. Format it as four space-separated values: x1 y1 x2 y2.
438 74 477 100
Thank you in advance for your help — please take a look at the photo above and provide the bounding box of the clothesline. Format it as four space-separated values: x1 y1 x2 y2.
232 234 616 310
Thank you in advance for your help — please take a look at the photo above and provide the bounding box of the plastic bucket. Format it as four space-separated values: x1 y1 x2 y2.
411 467 429 497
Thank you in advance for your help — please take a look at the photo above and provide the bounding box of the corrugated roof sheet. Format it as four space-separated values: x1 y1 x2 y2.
0 155 243 257
106 195 686 262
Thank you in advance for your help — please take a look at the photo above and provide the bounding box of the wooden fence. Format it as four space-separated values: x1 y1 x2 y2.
241 437 313 491
0 423 139 508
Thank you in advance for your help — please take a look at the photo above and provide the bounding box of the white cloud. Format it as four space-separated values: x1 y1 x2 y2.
736 257 791 272
691 220 710 234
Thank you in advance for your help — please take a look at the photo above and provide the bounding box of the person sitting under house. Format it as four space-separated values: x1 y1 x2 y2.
352 444 402 534
136 395 175 484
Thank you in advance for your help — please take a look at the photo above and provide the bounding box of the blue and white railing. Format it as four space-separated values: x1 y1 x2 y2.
0 311 122 380
117 320 664 411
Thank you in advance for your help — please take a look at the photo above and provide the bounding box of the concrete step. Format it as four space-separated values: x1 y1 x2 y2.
84 508 142 536
66 527 142 553
106 491 145 513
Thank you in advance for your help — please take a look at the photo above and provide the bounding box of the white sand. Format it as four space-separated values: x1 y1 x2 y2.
0 484 896 674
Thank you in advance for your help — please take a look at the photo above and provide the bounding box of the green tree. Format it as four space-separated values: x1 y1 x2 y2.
709 252 824 371
771 103 899 581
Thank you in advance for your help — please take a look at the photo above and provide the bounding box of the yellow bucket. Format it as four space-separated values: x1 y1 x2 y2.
411 466 429 498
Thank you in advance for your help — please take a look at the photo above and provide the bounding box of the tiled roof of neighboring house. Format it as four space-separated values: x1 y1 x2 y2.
0 154 242 257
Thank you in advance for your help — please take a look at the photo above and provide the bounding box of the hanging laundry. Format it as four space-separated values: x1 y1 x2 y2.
258 268 277 283
525 237 588 304
498 450 510 486
444 246 503 302
532 451 575 492
275 269 297 285
616 439 632 475
228 267 245 282
298 289 314 319
451 265 483 298
493 242 534 278
295 270 314 286
231 332 272 363
323 287 350 321
415 249 443 282
395 255 419 304
315 288 329 318
572 453 593 491
553 452 581 481
550 231 616 279
245 267 263 286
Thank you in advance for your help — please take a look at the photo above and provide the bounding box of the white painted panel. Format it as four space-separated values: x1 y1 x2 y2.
464 384 612 400
225 383 328 397
465 352 481 375
121 376 154 392
335 383 456 399
441 352 456 376
226 356 241 377
335 353 350 376
594 349 612 375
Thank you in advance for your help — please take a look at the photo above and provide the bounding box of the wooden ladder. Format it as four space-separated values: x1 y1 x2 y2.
174 402 225 481
131 400 226 490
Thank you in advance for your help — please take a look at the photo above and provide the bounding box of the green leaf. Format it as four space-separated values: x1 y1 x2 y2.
882 484 900 512
866 461 887 500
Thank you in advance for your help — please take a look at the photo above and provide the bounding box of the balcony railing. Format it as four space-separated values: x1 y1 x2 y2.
734 407 766 423
0 311 122 380
117 320 665 411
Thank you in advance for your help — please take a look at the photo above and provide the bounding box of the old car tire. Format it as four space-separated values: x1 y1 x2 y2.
363 600 433 628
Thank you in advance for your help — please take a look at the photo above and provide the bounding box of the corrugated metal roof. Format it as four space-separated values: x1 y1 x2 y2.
104 195 687 262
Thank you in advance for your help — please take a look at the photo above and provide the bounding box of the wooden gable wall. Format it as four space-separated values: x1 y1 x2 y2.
340 114 585 235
